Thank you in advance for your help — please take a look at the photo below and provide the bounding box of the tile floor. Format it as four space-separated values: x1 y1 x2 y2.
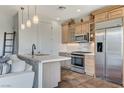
58 68 122 88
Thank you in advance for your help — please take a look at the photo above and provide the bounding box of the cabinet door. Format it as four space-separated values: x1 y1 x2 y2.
75 23 82 35
68 25 75 43
62 25 69 43
95 12 107 22
85 55 95 76
84 22 90 33
108 7 124 19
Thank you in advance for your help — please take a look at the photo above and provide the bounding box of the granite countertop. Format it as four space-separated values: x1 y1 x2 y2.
82 53 95 56
59 52 71 57
59 51 95 56
18 54 71 64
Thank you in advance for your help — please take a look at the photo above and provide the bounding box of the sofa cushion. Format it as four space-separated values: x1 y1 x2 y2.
0 62 11 75
9 55 19 61
11 60 26 73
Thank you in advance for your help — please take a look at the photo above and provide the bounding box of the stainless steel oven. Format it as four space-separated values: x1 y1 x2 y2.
71 55 84 68
71 53 85 73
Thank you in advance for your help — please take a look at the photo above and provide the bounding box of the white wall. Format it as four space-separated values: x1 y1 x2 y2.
18 11 60 55
0 14 14 56
18 11 38 54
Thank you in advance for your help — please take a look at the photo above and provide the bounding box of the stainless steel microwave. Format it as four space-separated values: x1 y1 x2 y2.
74 33 89 43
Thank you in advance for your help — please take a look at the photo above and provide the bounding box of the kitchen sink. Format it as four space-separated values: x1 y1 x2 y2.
34 53 49 56
28 53 49 56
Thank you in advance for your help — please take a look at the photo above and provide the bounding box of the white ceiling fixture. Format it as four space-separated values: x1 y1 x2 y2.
26 6 31 28
56 17 60 21
77 9 81 12
33 6 39 24
21 7 25 30
58 6 66 10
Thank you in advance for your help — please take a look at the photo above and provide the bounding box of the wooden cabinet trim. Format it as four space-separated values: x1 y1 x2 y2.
108 7 124 19
94 12 107 22
92 5 123 15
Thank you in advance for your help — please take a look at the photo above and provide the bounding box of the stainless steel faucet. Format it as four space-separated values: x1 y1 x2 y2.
32 44 36 55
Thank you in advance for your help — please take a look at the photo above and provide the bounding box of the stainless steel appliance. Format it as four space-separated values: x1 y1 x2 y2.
71 51 91 73
74 33 89 43
95 18 123 84
71 52 85 73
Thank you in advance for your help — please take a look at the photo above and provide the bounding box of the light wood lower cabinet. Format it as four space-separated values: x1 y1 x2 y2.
85 55 95 77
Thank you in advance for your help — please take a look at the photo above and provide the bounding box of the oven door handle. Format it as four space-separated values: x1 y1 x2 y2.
71 55 84 58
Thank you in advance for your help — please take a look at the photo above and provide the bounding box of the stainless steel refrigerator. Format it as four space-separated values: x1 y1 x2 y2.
95 18 123 84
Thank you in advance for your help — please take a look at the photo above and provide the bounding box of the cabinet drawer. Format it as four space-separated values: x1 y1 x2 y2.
95 12 107 22
109 8 124 19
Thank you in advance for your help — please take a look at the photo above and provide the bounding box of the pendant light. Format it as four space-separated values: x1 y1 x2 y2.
33 6 39 24
21 7 25 30
26 6 31 28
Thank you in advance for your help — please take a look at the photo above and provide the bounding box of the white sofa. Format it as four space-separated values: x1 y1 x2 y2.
0 71 34 88
0 55 35 88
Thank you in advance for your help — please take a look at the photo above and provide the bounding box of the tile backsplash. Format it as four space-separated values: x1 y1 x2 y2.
59 42 94 53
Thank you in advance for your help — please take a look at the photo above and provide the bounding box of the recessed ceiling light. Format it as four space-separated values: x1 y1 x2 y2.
77 9 81 12
58 6 66 10
56 17 60 21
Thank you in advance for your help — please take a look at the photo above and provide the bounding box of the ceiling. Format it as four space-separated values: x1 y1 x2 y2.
0 5 107 21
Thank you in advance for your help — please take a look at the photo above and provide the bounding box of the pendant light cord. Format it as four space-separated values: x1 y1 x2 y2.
35 6 37 15
21 7 24 24
28 6 29 19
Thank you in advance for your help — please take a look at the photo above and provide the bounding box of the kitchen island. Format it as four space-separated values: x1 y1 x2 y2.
18 54 71 88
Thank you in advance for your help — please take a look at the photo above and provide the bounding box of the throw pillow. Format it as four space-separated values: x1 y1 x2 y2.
10 60 26 73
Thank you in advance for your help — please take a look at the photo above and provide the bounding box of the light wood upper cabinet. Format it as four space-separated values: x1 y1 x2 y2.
83 22 90 33
94 7 124 22
108 7 124 19
94 12 107 22
68 25 75 43
62 21 90 44
62 24 69 43
75 22 90 35
62 24 75 44
75 23 82 35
